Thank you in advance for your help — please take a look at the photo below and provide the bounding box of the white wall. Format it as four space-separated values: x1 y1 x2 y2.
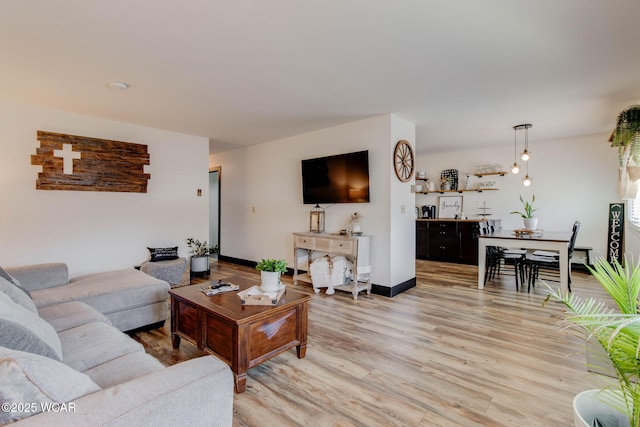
0 101 210 277
389 115 416 286
415 133 622 260
211 114 415 288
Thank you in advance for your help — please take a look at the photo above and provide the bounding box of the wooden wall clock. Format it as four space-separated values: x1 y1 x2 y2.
393 140 415 182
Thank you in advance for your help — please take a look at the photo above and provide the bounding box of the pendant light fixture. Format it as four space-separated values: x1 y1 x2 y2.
510 126 520 174
517 123 532 161
522 163 532 186
513 124 533 186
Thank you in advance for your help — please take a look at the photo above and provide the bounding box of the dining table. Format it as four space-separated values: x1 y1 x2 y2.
477 229 573 293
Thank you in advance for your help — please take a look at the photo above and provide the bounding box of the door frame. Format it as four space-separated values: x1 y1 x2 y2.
209 166 221 256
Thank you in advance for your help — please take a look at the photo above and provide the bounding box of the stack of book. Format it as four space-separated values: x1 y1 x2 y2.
199 282 239 296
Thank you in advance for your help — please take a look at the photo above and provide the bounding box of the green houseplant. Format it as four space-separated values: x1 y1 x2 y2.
610 105 640 200
545 256 640 427
186 238 217 274
610 105 640 152
186 238 216 257
255 258 287 292
510 194 538 230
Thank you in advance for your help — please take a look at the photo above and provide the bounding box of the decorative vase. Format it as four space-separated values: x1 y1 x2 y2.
191 256 210 273
260 271 281 292
523 217 538 230
573 389 627 427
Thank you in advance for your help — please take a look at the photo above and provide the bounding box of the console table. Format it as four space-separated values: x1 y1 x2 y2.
293 232 371 300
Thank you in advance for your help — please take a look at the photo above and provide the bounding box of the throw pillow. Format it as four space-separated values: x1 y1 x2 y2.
0 347 101 424
0 292 63 361
0 276 37 313
147 246 179 262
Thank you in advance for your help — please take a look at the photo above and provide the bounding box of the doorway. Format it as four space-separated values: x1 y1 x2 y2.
209 167 221 259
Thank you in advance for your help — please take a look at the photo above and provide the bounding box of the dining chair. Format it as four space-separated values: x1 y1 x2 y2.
485 247 527 290
482 223 527 290
526 221 580 292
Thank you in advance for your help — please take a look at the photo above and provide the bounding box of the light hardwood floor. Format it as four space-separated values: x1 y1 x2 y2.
132 260 615 427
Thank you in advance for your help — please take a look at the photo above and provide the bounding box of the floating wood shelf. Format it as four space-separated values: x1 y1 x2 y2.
417 189 499 194
473 171 508 177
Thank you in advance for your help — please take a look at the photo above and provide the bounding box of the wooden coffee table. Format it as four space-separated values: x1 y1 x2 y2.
169 276 310 393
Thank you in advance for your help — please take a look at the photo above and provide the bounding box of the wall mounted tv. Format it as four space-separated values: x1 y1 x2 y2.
301 150 370 204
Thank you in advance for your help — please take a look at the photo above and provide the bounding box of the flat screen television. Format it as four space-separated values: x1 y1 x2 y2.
301 150 370 204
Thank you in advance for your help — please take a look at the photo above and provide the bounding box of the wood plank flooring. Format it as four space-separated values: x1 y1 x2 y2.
131 259 615 426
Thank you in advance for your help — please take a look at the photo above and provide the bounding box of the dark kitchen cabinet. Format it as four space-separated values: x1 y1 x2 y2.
416 221 428 259
428 221 458 261
416 219 501 265
458 222 481 264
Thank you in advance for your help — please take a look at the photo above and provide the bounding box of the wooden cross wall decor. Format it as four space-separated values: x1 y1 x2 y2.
31 131 151 193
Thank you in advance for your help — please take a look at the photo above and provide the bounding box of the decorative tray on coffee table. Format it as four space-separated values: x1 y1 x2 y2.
237 285 285 306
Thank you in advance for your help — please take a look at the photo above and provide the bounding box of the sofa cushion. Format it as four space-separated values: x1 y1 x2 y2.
83 351 165 389
148 246 179 262
0 292 63 361
5 263 69 292
38 301 111 333
0 275 37 313
30 269 169 315
0 346 101 424
58 321 144 372
0 265 31 297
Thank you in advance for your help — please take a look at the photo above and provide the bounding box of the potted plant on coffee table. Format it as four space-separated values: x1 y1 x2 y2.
545 256 640 427
255 258 287 292
186 238 215 276
510 194 538 230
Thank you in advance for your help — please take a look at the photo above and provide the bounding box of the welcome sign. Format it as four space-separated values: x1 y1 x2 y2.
607 203 624 264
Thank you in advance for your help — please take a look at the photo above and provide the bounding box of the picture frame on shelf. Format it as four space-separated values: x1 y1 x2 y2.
438 195 463 218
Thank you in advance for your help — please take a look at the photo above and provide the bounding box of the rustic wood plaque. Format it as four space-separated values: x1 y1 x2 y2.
31 131 150 193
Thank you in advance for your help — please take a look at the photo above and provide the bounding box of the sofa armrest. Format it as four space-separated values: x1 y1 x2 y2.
13 356 234 427
5 263 69 291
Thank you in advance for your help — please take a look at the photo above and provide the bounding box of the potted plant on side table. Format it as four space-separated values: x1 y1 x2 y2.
545 256 640 427
510 194 538 230
186 238 216 278
255 258 287 292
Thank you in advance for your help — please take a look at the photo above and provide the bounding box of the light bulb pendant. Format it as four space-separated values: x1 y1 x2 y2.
522 175 532 186
511 163 520 174
521 150 530 162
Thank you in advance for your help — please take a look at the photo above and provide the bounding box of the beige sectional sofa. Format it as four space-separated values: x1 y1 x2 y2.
6 263 169 332
0 263 233 426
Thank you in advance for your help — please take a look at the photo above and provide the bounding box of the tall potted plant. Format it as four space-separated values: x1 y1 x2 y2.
510 194 538 230
545 256 640 427
186 238 215 275
255 258 287 292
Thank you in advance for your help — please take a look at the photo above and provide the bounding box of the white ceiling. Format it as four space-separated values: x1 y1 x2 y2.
2 0 639 154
